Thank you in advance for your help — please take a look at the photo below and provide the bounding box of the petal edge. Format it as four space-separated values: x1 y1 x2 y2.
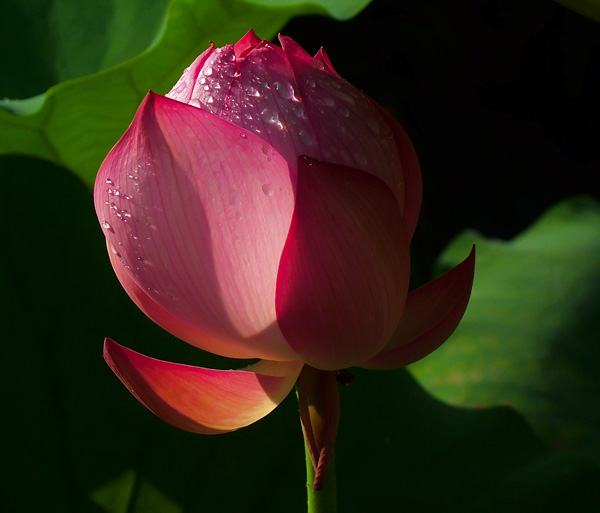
361 247 475 370
104 338 303 434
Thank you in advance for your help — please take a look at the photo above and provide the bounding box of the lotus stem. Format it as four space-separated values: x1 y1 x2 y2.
304 430 337 512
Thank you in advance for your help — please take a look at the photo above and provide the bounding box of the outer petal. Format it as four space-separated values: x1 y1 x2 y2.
280 35 407 212
104 339 303 434
275 157 411 371
94 92 299 362
360 247 475 370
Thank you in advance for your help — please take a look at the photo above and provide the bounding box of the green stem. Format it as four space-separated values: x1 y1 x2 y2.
305 443 337 513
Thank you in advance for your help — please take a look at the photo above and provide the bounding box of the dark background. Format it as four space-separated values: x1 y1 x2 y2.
286 0 600 282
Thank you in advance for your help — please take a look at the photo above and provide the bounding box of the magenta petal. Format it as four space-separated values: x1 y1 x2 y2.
104 339 303 434
275 157 410 371
234 29 262 59
377 106 423 242
361 247 475 370
313 47 340 77
282 38 407 211
95 92 299 362
278 34 314 65
167 43 215 104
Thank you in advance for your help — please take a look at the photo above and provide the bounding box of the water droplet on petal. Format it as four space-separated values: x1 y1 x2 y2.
262 183 274 196
105 178 114 185
292 104 307 119
189 98 201 108
299 129 316 146
102 220 113 232
262 145 269 155
260 108 279 124
336 91 355 105
207 96 215 104
367 118 380 134
305 78 316 88
240 132 247 139
204 66 213 76
275 80 294 100
199 77 207 85
245 86 260 97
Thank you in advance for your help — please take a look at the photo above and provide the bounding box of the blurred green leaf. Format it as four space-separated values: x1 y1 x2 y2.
412 196 600 462
553 0 600 22
0 0 170 98
242 0 372 20
0 0 372 188
3 158 597 512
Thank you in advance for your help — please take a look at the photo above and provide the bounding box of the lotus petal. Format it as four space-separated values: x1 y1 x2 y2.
376 106 422 242
361 247 475 370
280 35 407 213
276 157 410 371
104 339 303 434
95 92 299 362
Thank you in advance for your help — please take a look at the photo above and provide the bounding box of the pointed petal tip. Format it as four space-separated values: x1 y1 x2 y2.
235 29 262 59
360 246 475 370
279 34 313 65
313 47 339 77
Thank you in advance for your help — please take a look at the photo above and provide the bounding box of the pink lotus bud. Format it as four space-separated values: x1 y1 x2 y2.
95 30 474 490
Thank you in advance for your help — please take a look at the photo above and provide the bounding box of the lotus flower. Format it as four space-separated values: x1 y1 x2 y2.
95 30 475 490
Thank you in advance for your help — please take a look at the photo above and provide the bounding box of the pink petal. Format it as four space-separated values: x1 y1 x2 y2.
376 106 422 242
275 157 411 371
104 339 303 434
167 43 216 104
313 47 340 77
297 366 340 491
360 247 475 370
234 29 262 60
94 92 299 362
280 36 407 212
171 39 317 170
